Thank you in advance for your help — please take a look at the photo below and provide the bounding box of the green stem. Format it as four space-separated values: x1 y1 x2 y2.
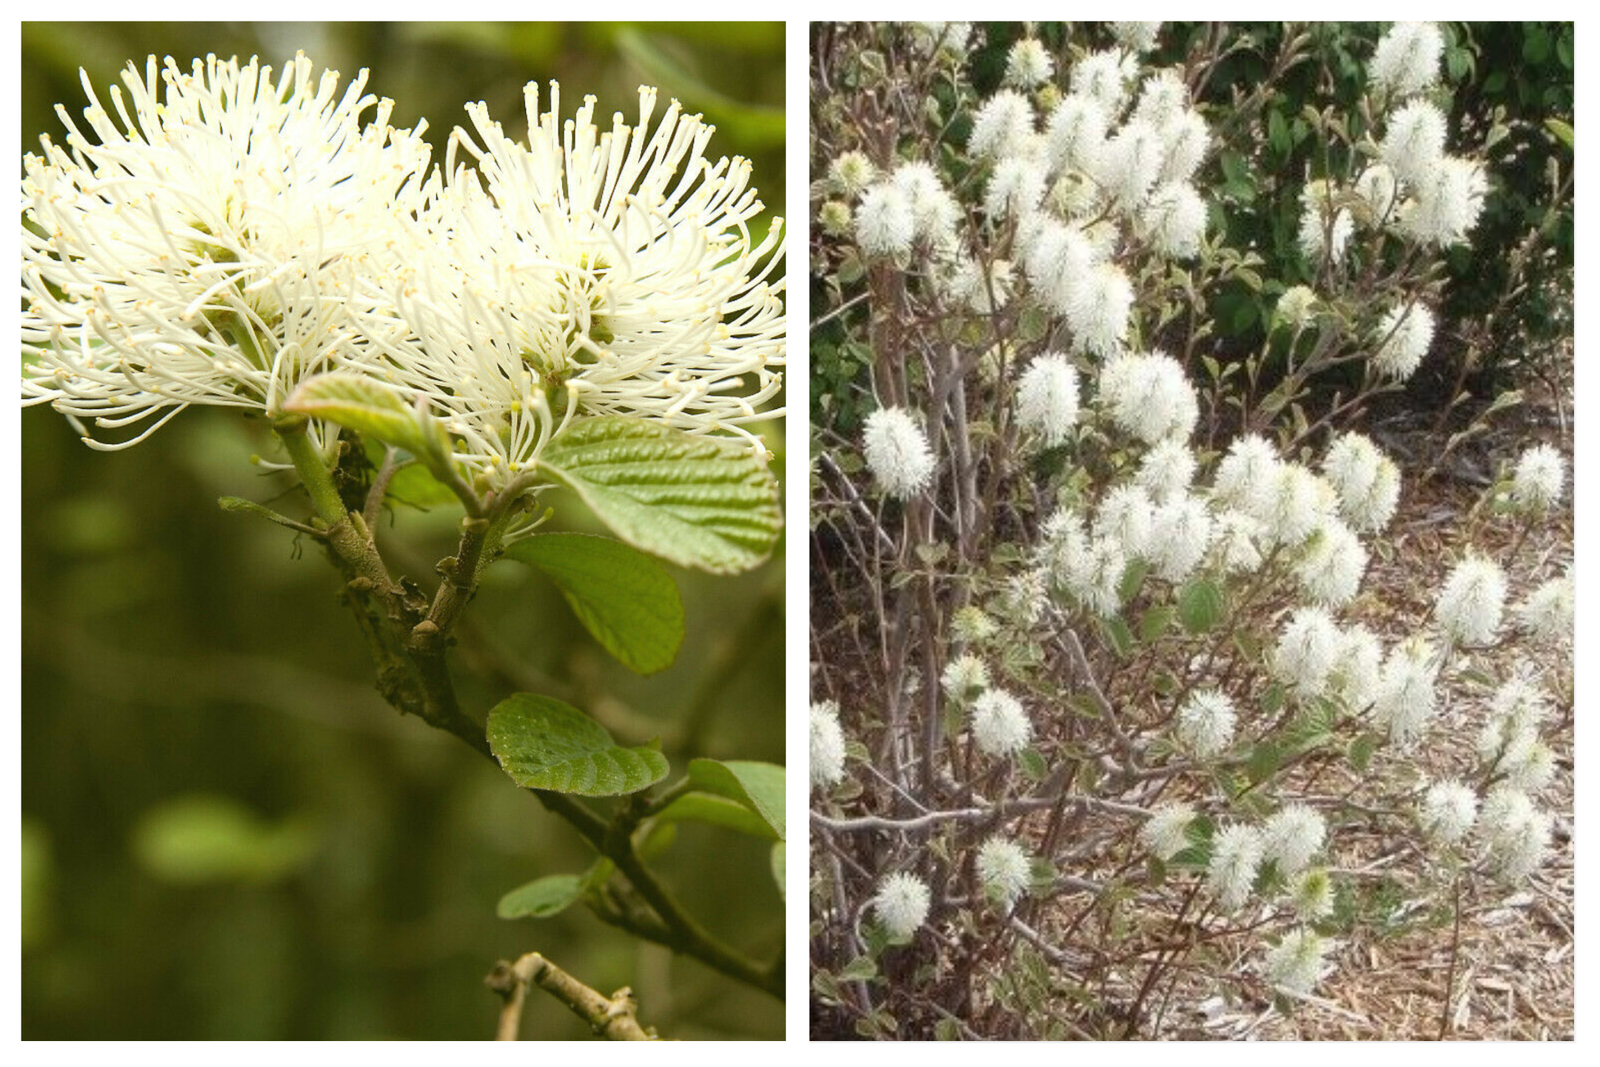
275 417 348 527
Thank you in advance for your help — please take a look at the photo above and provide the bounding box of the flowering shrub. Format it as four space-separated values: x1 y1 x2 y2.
22 51 786 1038
809 22 1571 1040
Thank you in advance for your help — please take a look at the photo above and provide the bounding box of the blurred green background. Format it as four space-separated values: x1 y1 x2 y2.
20 21 785 1040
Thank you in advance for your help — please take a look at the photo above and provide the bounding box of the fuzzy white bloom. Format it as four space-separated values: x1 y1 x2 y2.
1141 182 1207 259
1371 22 1445 99
1322 432 1401 533
1015 353 1081 447
1419 779 1478 846
1381 99 1448 188
892 162 963 252
972 688 1033 757
1070 49 1136 114
365 81 787 474
855 183 915 258
1298 193 1354 264
873 871 932 940
941 654 991 702
985 156 1048 223
1065 537 1128 617
862 406 936 499
1263 928 1332 998
1436 555 1507 647
1044 95 1109 176
1511 444 1566 512
1373 637 1439 747
1157 110 1211 185
1094 484 1155 559
1262 804 1327 876
1330 624 1384 712
1004 569 1052 628
1208 824 1264 912
1289 868 1335 923
1148 494 1213 583
1210 510 1266 574
1212 433 1282 515
1135 438 1198 503
1035 508 1089 586
1256 463 1337 550
1400 155 1489 248
1098 351 1199 444
1096 119 1167 212
1371 303 1435 381
1066 263 1135 358
1004 38 1056 89
907 22 973 58
1515 573 1574 646
1176 689 1237 759
976 837 1034 909
1141 802 1197 861
1022 218 1099 313
22 53 435 449
1277 286 1320 330
1354 164 1401 222
1110 22 1163 53
1479 674 1554 791
810 701 848 789
969 90 1036 161
1478 787 1552 885
1294 518 1369 608
952 605 999 645
1131 70 1190 131
1272 606 1344 700
940 255 1015 314
830 150 878 198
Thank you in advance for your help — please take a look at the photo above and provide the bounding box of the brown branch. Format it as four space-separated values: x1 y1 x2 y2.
486 952 655 1040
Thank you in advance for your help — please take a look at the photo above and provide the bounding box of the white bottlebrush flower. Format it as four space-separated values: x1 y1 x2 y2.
1099 351 1199 444
1372 637 1439 747
1131 70 1190 132
1435 554 1507 647
893 162 963 252
1004 38 1055 89
1141 181 1207 259
1298 192 1354 265
1399 155 1489 248
1004 568 1052 628
1212 433 1282 515
1294 518 1369 608
1035 507 1090 586
1022 218 1099 313
1276 285 1320 330
1096 119 1166 212
1329 624 1384 712
1140 802 1197 861
1289 868 1335 923
1263 928 1331 998
1261 804 1327 876
818 200 853 238
1272 607 1343 700
1208 824 1264 912
862 406 936 499
873 871 932 940
941 654 991 702
1015 353 1081 447
1511 443 1567 512
976 836 1034 909
1354 164 1401 222
1069 49 1136 115
1044 95 1109 176
952 605 999 645
1065 537 1128 617
1501 742 1557 794
1109 22 1162 53
1148 494 1213 583
1515 572 1574 646
1322 432 1401 533
1371 22 1444 100
829 150 878 198
1381 99 1448 187
1479 674 1553 791
1371 303 1435 381
1176 689 1237 759
810 701 848 789
1135 438 1198 503
1066 263 1135 358
1157 109 1211 185
907 22 973 58
1094 484 1155 559
1210 510 1266 575
855 182 916 258
22 53 435 449
1419 779 1479 846
1478 787 1552 885
985 156 1048 223
1256 463 1337 550
972 688 1033 757
969 90 1036 161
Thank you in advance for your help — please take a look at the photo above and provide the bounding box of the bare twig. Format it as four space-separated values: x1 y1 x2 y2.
486 952 655 1040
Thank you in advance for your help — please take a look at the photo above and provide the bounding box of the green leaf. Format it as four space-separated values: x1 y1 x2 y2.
1545 117 1574 150
539 416 782 574
504 533 685 674
284 373 446 461
496 874 585 919
1177 578 1225 634
655 793 778 840
130 794 316 884
1099 616 1134 659
685 759 785 839
838 956 878 982
1139 605 1175 643
487 693 669 796
771 842 786 902
614 28 785 148
1347 732 1379 774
